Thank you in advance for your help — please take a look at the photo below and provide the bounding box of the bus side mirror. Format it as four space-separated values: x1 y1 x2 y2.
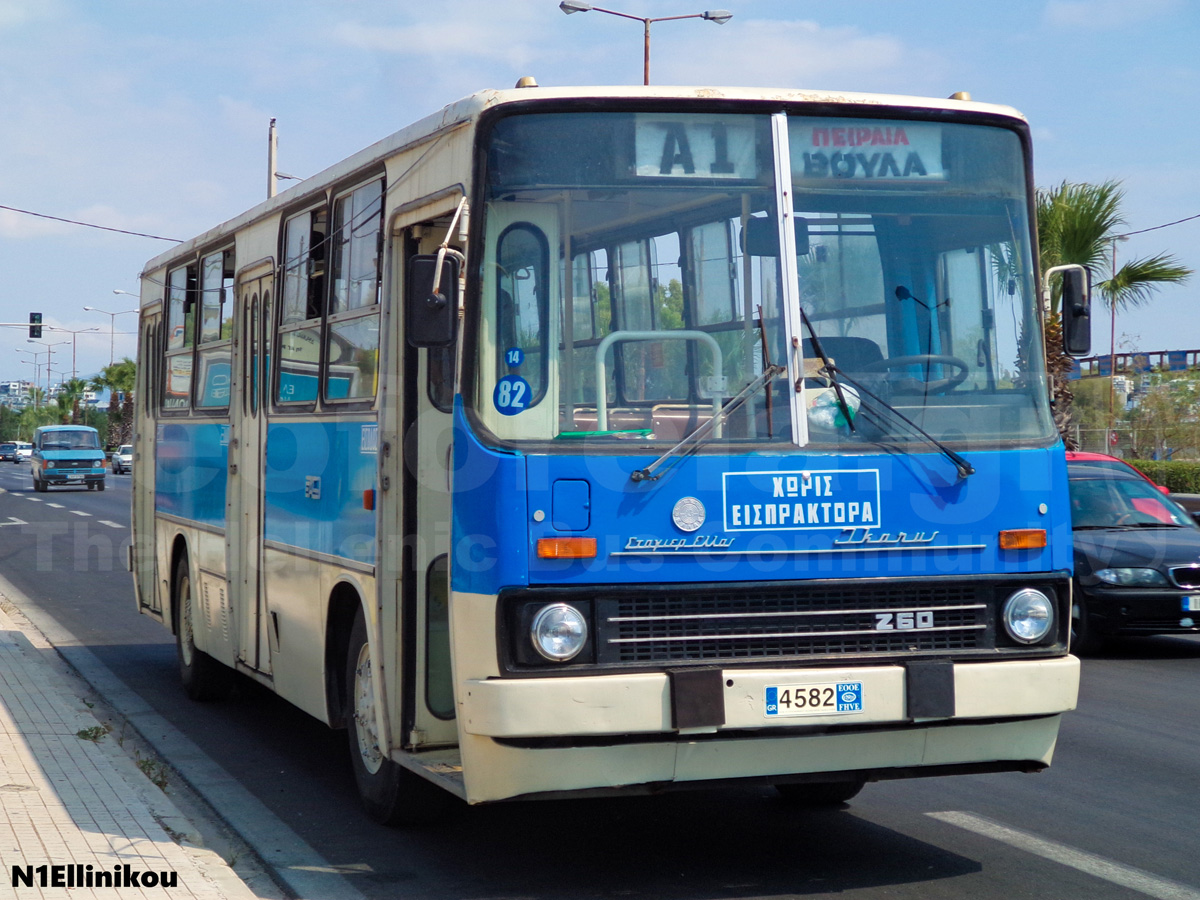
1061 266 1092 357
407 254 459 348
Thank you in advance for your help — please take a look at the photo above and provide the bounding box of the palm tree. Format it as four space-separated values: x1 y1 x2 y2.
90 359 137 446
57 378 90 425
1036 180 1191 446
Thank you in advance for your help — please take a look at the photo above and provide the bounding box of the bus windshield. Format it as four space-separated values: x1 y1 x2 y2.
473 109 1053 450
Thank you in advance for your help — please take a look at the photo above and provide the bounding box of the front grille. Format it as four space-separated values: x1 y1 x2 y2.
593 581 992 665
1169 566 1200 589
55 459 95 469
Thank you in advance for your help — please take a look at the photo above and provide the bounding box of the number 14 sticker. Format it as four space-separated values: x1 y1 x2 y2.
493 375 531 416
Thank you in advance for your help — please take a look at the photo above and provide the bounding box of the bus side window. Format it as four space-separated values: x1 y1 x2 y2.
195 249 234 410
163 264 195 411
278 207 328 406
325 180 382 402
612 234 688 403
495 223 549 406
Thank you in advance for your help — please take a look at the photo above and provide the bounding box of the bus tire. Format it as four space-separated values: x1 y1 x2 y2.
345 611 452 826
174 557 233 702
775 778 866 806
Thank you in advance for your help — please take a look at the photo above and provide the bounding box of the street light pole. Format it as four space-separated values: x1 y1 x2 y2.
84 298 139 366
44 326 100 380
559 2 732 85
17 349 46 409
28 340 69 398
1106 235 1129 452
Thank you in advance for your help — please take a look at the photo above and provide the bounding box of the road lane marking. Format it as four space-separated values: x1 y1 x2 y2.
0 517 28 526
25 497 42 502
928 811 1200 900
98 521 124 529
70 510 91 517
47 503 63 508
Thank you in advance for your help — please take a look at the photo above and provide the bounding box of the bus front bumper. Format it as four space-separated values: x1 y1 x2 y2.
453 657 1080 804
459 656 1080 738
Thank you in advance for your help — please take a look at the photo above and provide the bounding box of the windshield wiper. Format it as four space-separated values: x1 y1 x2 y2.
832 370 975 480
797 307 856 435
630 365 786 483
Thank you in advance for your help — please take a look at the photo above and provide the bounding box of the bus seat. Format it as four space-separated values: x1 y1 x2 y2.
652 405 712 441
801 336 883 376
567 407 653 433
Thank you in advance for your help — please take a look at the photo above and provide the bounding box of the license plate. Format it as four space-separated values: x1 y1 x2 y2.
765 682 863 718
66 472 85 480
1184 596 1200 612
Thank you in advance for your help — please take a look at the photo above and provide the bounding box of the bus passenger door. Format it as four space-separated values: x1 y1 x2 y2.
397 219 459 749
227 267 272 674
133 304 162 617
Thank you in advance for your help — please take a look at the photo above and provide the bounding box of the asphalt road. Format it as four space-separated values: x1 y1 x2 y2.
0 461 1197 900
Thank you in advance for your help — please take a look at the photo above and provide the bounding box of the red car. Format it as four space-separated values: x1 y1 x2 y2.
1065 451 1169 494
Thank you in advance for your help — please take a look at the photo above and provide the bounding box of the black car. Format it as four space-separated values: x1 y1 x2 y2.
1069 463 1200 653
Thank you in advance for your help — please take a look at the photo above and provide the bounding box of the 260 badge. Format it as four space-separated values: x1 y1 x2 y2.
765 682 863 717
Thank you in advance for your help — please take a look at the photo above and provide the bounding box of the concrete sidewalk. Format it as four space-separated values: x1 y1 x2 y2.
0 606 262 899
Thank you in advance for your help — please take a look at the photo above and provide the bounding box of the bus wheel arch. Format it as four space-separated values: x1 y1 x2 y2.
324 584 361 729
342 603 453 826
171 540 233 701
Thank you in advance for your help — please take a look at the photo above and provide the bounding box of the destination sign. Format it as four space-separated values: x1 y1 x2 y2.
722 469 881 532
634 113 759 180
791 119 944 181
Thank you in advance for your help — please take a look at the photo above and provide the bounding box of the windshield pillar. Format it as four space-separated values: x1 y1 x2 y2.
771 112 809 448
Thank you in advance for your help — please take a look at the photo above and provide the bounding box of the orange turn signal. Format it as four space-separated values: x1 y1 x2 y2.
999 529 1046 550
537 537 597 559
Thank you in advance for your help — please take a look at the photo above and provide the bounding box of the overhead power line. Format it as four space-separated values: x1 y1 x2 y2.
0 203 182 243
1119 211 1200 238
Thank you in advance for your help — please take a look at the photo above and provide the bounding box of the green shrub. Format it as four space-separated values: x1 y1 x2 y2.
1129 460 1200 493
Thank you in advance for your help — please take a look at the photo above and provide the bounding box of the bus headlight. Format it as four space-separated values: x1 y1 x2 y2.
530 603 588 661
1002 589 1054 643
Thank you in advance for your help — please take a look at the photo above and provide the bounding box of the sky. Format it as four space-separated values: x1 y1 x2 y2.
2 0 1199 384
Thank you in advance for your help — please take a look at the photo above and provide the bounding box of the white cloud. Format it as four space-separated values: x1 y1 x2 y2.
0 206 74 239
0 0 64 30
655 19 925 92
1044 0 1184 30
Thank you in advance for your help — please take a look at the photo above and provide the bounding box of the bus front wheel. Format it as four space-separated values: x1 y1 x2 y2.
775 778 866 806
174 557 233 701
345 611 452 826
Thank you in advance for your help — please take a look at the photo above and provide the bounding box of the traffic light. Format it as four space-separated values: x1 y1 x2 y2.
28 313 41 339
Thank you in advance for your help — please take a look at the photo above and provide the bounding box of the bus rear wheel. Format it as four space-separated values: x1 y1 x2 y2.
345 611 452 826
174 557 233 701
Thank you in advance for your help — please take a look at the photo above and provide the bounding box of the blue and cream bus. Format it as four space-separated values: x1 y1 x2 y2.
132 81 1089 823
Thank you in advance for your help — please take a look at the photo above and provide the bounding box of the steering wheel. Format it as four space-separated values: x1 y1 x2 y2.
861 354 969 394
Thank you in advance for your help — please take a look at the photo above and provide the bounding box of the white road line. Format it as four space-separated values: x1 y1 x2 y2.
0 517 28 526
46 503 64 508
98 520 124 529
70 510 91 517
928 811 1200 900
25 497 42 502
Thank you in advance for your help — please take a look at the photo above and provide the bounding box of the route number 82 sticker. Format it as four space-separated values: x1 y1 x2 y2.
493 375 531 416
